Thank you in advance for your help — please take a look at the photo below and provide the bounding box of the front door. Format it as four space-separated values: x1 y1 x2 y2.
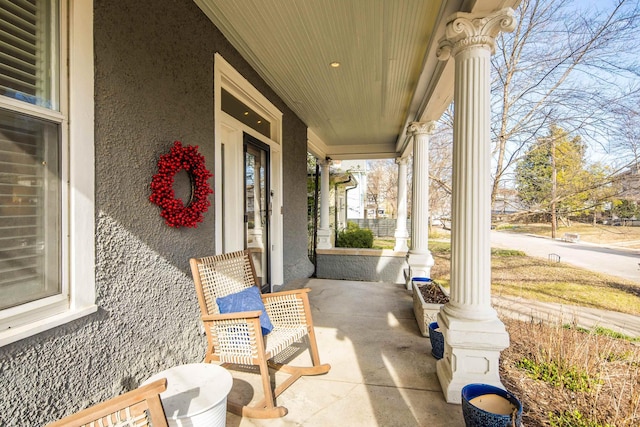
244 134 270 292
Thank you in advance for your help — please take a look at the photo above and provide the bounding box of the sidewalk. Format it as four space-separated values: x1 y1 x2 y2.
493 294 640 338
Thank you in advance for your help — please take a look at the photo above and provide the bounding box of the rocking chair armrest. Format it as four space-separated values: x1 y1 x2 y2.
202 310 263 322
262 288 311 301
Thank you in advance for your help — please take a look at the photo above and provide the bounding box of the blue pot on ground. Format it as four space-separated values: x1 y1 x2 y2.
428 321 444 359
461 383 522 427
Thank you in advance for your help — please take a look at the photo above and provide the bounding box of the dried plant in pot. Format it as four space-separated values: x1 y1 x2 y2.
412 279 450 337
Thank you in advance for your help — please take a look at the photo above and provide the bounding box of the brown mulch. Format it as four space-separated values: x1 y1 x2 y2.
418 282 450 304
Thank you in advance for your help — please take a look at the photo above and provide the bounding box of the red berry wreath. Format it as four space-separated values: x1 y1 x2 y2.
149 141 213 228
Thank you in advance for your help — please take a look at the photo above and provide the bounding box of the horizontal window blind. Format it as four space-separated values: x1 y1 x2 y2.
0 108 60 310
0 0 57 109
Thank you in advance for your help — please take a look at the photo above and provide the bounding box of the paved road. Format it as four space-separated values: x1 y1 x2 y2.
490 231 640 284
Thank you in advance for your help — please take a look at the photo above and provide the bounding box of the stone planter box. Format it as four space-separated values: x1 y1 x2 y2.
412 281 448 337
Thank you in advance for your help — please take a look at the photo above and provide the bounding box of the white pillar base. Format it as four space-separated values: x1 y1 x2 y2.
317 228 332 249
436 310 510 403
406 250 434 289
393 230 409 253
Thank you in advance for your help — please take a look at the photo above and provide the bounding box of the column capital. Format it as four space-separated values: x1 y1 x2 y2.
407 121 436 136
317 158 332 167
395 157 409 166
437 8 515 60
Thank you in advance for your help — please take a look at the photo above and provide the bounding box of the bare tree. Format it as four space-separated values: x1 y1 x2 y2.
489 0 640 205
608 91 640 172
366 159 398 218
429 112 453 220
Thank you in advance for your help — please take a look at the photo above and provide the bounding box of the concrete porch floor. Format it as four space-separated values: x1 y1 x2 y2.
224 278 463 427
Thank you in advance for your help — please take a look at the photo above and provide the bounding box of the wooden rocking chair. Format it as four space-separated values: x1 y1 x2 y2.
189 250 330 418
47 379 168 427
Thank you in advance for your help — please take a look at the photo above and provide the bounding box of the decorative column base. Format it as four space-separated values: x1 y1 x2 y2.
436 310 510 403
393 230 409 253
317 228 332 249
406 250 434 289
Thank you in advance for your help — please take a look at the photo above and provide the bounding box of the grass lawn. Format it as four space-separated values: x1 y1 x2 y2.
496 222 640 247
427 240 640 316
427 237 640 426
375 232 639 425
375 228 640 313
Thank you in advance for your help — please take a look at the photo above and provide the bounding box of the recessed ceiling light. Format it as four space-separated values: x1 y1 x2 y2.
330 61 341 68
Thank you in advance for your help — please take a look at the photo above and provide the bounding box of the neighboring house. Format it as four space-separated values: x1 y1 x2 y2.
331 172 358 234
492 187 524 215
334 159 368 219
617 164 640 202
0 0 521 423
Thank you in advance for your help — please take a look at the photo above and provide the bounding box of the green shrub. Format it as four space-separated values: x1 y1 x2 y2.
592 326 640 342
563 324 640 342
337 222 374 248
516 357 599 392
548 410 613 427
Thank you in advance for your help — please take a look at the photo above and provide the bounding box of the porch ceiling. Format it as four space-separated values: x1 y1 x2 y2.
194 0 517 160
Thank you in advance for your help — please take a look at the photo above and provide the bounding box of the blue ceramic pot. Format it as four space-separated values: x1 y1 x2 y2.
461 383 522 427
428 321 444 359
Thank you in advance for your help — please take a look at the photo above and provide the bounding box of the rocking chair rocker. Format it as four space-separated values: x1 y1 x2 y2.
189 250 330 418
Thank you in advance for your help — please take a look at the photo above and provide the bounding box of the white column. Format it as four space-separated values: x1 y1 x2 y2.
317 159 332 249
406 122 435 284
394 157 409 254
435 8 516 404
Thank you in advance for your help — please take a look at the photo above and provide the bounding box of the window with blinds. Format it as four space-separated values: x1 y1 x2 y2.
0 110 60 310
0 0 61 311
1 0 59 110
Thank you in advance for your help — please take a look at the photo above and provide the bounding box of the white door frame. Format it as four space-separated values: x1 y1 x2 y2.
214 53 284 287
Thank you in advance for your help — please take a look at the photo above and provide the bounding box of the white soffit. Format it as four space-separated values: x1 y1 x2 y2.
196 0 443 157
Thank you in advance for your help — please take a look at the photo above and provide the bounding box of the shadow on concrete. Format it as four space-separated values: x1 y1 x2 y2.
225 278 464 426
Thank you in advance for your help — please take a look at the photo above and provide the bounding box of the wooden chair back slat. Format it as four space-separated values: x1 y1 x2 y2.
47 379 168 427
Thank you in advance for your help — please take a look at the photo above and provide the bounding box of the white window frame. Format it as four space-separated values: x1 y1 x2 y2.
214 53 284 287
0 0 96 346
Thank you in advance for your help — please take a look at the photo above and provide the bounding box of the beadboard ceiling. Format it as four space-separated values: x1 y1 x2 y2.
195 0 515 159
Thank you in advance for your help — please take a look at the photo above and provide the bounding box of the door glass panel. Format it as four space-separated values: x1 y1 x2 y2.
245 138 269 291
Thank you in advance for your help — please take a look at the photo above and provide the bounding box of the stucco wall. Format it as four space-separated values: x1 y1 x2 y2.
0 0 311 424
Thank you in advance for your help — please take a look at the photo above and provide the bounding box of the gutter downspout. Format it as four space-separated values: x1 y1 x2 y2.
333 175 354 244
344 178 358 227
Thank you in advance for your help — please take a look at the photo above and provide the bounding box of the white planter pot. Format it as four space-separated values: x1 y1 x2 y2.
412 282 447 337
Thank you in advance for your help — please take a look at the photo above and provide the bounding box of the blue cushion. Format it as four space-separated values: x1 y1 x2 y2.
216 286 273 335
